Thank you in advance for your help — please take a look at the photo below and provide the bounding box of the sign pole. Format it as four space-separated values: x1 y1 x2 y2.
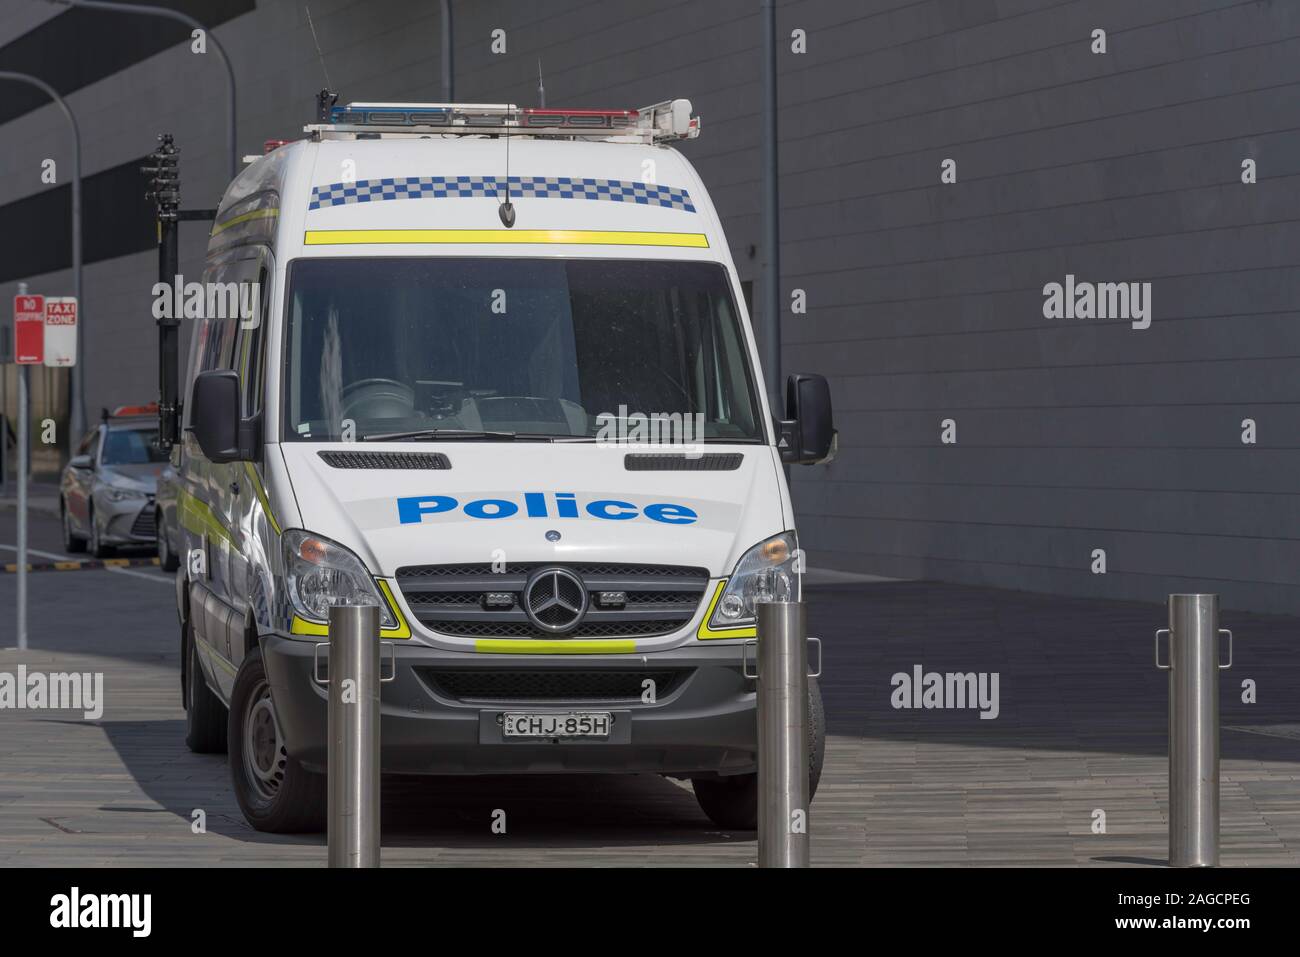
14 283 31 651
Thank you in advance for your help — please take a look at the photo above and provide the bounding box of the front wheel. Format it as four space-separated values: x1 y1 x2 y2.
228 648 326 833
88 507 113 559
184 619 228 754
61 501 86 554
692 679 825 830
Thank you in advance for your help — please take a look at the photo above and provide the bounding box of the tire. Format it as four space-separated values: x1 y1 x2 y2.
693 679 826 830
157 512 179 571
61 501 86 554
184 619 228 754
228 648 326 833
88 506 113 559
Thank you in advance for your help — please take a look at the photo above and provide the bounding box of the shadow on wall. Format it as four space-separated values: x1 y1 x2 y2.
809 580 1300 763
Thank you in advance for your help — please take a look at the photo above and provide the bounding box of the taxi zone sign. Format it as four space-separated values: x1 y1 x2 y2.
11 294 77 366
43 297 78 367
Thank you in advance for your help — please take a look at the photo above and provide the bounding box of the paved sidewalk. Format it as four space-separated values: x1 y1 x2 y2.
0 570 1297 866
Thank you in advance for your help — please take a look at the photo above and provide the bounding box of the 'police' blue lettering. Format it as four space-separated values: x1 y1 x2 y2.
464 498 518 519
644 503 698 525
585 500 638 520
395 492 699 526
398 495 458 524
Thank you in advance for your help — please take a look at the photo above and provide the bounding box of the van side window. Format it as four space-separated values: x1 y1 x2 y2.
233 260 269 417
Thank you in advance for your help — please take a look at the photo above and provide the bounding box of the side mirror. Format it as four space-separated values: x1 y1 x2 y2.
778 373 836 465
190 370 258 463
68 453 93 471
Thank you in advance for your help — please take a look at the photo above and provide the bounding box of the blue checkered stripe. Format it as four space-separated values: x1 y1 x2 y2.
308 176 696 212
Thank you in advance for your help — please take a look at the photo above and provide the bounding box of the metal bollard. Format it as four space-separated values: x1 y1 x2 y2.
753 601 809 868
1156 594 1232 867
326 603 382 868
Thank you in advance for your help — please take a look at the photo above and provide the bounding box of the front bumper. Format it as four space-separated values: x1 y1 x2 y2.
261 634 758 777
98 496 156 544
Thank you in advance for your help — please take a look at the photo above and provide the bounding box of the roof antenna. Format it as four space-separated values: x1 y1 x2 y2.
498 122 516 228
305 5 333 92
537 58 546 108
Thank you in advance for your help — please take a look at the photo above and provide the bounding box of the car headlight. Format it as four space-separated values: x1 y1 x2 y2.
709 532 801 629
282 529 396 628
104 487 146 502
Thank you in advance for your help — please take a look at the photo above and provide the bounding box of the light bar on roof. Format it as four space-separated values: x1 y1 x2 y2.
315 98 700 143
521 108 636 130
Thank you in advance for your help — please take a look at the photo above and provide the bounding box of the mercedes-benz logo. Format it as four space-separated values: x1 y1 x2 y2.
523 567 588 634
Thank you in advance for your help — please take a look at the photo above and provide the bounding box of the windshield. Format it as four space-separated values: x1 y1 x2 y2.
283 258 762 443
102 428 166 465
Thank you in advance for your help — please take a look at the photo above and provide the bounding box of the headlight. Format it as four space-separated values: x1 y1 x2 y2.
104 487 146 502
282 529 395 628
709 532 801 629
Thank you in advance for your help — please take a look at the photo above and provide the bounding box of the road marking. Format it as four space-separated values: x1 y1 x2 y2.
105 565 171 585
0 543 79 561
0 543 163 576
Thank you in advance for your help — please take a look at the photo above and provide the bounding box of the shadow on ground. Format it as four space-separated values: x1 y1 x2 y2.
96 719 749 849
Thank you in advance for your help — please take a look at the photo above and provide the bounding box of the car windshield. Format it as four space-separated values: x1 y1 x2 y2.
283 258 762 443
102 428 166 465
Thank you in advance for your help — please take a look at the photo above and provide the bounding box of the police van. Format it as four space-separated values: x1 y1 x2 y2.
176 98 835 832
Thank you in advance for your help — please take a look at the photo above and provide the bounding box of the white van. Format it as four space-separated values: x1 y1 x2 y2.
176 100 835 832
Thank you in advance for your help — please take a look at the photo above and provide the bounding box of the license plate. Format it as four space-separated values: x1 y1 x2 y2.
502 712 612 739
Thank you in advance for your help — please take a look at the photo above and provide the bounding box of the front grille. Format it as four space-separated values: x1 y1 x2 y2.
624 452 744 471
420 669 688 702
130 507 156 538
318 450 451 470
395 562 709 640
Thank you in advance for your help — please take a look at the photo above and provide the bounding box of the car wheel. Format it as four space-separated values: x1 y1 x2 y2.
88 507 113 559
184 618 228 754
158 512 179 571
61 500 86 554
692 679 826 830
228 648 326 833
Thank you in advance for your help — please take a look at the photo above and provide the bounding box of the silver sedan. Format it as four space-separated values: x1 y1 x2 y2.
60 418 167 558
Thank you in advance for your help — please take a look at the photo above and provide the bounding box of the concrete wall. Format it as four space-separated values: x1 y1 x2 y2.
1 0 1297 613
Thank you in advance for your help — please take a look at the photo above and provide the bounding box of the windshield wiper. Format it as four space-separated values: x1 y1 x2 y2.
356 429 527 442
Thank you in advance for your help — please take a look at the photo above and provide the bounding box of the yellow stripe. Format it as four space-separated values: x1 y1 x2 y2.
377 580 411 638
177 488 234 547
244 462 282 535
303 229 709 248
289 580 412 639
212 207 279 235
696 580 757 640
474 639 638 655
195 633 237 675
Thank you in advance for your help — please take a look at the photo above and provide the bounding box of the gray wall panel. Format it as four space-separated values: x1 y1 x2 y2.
1 0 1294 613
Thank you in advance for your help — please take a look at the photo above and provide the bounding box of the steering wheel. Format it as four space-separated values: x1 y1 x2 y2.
645 366 695 409
340 378 415 421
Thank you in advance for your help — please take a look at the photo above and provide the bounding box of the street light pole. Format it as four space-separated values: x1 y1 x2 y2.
441 0 455 102
760 0 782 419
0 71 83 448
48 0 237 180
